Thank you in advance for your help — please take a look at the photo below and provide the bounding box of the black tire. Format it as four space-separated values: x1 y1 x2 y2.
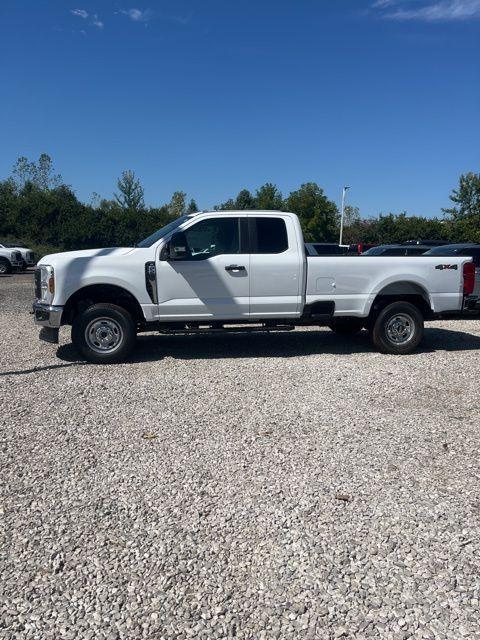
71 303 136 364
371 301 424 355
328 318 364 335
0 258 12 275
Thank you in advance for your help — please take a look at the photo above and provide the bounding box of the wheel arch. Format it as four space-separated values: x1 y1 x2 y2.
368 280 433 321
62 284 145 325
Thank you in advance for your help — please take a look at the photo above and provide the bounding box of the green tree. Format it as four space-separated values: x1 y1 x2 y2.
343 205 361 227
235 189 255 210
255 183 283 210
168 191 186 217
187 198 198 213
0 178 19 236
12 153 62 191
215 198 236 211
11 156 34 189
114 170 145 210
285 183 339 241
34 154 63 190
443 172 480 221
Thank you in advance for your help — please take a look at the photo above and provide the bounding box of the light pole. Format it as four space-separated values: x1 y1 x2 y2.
339 185 350 247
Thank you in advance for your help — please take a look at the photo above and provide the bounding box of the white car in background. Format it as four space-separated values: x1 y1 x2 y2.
0 247 23 274
0 242 36 270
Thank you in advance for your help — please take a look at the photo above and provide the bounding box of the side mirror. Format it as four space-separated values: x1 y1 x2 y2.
159 243 170 261
168 232 188 260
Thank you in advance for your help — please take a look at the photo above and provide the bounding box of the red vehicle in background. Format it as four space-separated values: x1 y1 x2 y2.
349 242 376 255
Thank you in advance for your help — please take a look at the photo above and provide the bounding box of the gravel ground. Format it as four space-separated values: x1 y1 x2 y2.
1 272 480 640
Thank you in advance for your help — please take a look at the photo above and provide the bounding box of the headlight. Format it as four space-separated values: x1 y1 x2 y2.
39 265 55 303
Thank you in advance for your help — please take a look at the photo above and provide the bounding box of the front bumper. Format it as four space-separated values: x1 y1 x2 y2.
32 302 64 328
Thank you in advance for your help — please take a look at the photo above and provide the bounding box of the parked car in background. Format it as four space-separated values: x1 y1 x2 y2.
402 239 448 247
305 243 348 256
361 244 431 256
0 247 23 274
348 243 376 255
0 242 36 270
423 244 480 301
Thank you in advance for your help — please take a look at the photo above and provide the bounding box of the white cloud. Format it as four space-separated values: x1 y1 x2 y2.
170 12 193 25
71 9 88 19
372 0 397 6
92 14 104 28
373 0 480 20
120 8 152 22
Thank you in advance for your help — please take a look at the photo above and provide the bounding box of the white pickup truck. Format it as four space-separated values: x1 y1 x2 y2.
32 210 477 363
0 242 36 270
0 247 23 274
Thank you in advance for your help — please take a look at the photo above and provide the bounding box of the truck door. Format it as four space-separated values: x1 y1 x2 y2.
249 215 302 318
156 215 250 320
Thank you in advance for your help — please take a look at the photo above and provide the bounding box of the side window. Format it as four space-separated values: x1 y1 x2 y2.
253 217 288 254
182 217 240 260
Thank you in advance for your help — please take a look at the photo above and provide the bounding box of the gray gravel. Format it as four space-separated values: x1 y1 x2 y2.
1 272 480 639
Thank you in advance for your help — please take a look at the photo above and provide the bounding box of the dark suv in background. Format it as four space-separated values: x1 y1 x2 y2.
361 244 432 256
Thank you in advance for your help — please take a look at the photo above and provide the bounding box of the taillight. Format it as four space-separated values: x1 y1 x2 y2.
463 262 475 296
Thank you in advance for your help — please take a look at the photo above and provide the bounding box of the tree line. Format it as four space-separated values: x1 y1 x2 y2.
0 154 479 257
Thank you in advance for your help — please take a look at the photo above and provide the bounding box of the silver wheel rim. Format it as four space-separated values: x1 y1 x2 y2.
385 313 415 345
0 263 7 274
85 317 123 354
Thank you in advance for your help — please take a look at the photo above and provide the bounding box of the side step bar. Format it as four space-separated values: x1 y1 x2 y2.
155 323 296 335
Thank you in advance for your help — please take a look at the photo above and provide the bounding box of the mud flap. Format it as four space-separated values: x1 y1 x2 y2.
39 327 59 344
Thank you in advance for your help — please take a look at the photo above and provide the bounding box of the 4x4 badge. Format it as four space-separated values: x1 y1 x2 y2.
435 264 458 270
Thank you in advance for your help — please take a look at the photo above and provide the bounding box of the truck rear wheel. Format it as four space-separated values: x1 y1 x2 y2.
328 318 364 335
72 303 136 364
371 301 424 355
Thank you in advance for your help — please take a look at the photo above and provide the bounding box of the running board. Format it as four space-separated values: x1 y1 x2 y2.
157 324 295 335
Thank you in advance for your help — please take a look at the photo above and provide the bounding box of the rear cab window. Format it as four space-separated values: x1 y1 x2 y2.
250 217 289 254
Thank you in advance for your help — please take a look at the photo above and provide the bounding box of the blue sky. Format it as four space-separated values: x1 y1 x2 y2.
0 1 479 217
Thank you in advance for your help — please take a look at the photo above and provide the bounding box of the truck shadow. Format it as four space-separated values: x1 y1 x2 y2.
56 326 480 364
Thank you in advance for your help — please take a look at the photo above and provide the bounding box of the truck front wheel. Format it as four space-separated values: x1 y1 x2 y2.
0 258 12 275
72 303 136 364
371 301 424 355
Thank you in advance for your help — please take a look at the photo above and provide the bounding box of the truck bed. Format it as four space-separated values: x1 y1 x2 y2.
305 255 469 317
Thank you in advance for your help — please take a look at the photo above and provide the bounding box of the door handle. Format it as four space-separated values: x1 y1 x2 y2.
225 265 246 273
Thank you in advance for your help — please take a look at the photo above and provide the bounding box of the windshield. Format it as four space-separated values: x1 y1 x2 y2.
424 245 463 256
136 215 192 248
